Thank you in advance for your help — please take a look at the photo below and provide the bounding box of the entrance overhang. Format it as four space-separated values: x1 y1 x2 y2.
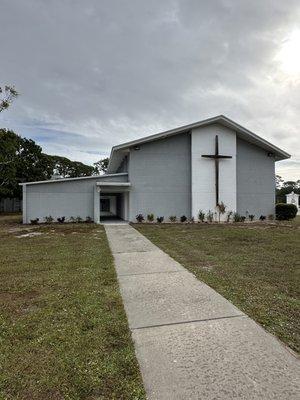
94 182 131 224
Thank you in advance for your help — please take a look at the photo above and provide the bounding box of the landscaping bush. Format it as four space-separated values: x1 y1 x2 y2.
249 214 255 221
147 213 154 222
44 215 54 223
233 212 242 222
180 215 187 223
156 216 164 223
57 216 65 223
85 216 93 223
169 215 177 222
198 210 205 222
226 211 233 222
259 215 266 221
76 216 83 223
69 216 76 223
30 218 39 225
136 214 144 223
206 210 214 222
275 203 298 220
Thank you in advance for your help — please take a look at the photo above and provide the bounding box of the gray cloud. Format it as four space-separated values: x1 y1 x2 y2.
0 0 299 179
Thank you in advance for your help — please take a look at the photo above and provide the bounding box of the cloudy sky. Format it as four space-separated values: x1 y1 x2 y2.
1 0 299 180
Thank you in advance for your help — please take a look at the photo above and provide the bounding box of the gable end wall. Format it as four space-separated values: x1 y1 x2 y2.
236 138 275 217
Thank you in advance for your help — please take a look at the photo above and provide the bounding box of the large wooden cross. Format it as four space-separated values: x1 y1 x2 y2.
201 135 232 206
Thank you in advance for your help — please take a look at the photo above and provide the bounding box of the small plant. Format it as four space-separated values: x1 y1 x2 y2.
169 215 177 222
240 216 246 222
69 216 76 223
44 215 54 224
157 216 164 223
85 216 93 223
275 203 298 220
189 217 195 223
198 210 205 222
76 216 83 223
216 201 227 222
259 215 266 221
147 213 154 222
30 218 39 225
249 214 255 221
206 210 214 223
136 214 144 223
226 211 233 222
233 212 242 222
57 216 65 223
268 214 274 221
180 215 187 223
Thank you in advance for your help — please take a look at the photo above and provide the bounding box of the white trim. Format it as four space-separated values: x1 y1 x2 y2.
19 173 128 186
96 182 131 187
107 115 290 172
94 186 100 224
22 184 27 224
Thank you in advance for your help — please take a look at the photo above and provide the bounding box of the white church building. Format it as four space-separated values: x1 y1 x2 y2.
21 115 290 223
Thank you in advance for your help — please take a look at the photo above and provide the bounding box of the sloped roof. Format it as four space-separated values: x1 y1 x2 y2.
107 115 290 173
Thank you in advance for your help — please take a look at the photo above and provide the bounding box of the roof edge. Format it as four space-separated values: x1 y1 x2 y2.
107 115 290 172
19 172 128 186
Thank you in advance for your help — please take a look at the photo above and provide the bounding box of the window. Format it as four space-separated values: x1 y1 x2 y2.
100 198 110 212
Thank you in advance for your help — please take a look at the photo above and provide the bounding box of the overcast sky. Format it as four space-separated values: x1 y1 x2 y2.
1 0 299 180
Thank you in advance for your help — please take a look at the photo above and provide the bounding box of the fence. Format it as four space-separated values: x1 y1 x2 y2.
0 198 22 213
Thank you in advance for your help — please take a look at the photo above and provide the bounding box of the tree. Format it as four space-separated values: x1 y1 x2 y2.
0 86 18 112
0 129 94 199
276 178 300 203
93 157 109 174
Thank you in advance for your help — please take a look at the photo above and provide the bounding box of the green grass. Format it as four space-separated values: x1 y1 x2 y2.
135 218 300 353
0 214 145 400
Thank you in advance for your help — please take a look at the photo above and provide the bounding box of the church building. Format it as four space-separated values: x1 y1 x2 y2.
21 115 290 223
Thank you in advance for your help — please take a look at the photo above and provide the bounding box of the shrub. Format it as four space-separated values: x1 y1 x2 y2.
169 215 177 222
44 215 54 223
180 215 187 223
226 211 233 222
136 214 144 223
206 210 214 223
30 218 39 225
76 216 83 223
259 215 266 221
57 216 65 223
275 203 298 220
249 214 255 221
69 216 76 223
240 216 246 222
216 201 227 222
85 216 93 223
189 217 195 223
233 212 242 222
157 216 164 223
147 213 154 222
198 210 205 222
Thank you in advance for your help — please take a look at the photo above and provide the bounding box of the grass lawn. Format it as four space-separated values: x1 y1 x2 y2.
135 218 300 353
0 214 145 400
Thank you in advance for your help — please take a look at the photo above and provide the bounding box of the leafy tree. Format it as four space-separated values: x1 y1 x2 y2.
0 86 18 112
93 157 109 174
276 178 300 203
0 129 94 199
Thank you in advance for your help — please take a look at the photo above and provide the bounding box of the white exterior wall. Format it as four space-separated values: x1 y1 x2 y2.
191 124 237 218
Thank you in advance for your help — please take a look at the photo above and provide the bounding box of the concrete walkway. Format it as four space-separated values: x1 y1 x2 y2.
105 224 300 400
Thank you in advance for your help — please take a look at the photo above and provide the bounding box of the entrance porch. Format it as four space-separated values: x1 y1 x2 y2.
94 182 130 224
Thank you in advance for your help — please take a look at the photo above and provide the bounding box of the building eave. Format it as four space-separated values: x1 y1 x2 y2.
107 115 290 173
19 173 128 186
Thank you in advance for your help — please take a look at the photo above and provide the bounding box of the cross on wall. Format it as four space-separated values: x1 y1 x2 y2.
201 135 232 207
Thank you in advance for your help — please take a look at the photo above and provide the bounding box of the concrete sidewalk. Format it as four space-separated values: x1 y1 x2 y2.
105 224 300 400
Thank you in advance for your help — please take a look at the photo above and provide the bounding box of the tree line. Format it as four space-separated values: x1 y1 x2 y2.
0 128 109 199
276 175 300 203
